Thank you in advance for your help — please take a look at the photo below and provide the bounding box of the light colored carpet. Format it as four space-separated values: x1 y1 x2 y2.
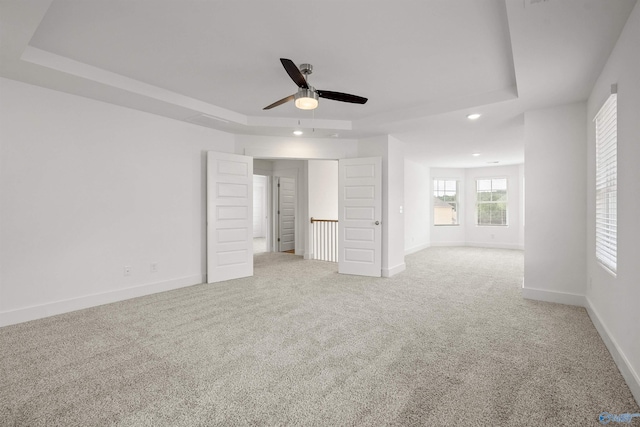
1 247 638 426
253 237 266 254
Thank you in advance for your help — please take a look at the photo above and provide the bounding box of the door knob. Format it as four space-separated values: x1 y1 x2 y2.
375 221 380 225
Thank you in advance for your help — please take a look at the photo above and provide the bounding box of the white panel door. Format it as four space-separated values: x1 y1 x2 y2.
207 151 253 283
338 157 382 277
278 177 295 252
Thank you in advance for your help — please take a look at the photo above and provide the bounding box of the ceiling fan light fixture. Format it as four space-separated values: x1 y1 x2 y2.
264 59 367 110
294 89 319 110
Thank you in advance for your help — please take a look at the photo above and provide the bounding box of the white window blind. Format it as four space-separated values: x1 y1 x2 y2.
594 93 617 273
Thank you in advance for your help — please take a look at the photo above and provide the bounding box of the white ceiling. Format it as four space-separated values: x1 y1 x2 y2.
1 0 636 167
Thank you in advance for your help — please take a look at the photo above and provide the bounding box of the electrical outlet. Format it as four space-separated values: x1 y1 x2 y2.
124 266 132 276
151 262 158 273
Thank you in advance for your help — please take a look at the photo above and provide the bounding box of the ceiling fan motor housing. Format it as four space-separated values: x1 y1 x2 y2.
299 63 313 75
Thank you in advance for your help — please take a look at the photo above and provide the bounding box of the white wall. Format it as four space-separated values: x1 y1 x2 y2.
386 136 405 275
523 102 587 304
586 1 640 402
429 165 524 249
308 160 338 220
235 134 358 160
404 159 430 255
253 159 274 176
0 77 234 326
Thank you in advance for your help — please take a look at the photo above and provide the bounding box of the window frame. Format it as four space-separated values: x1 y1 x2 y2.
594 92 617 275
432 178 460 226
475 177 508 227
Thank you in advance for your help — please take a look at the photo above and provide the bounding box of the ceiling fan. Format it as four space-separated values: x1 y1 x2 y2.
263 58 368 110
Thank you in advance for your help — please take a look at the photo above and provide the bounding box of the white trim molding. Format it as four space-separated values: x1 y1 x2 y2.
521 286 587 307
382 263 406 278
466 241 524 250
0 275 204 327
429 241 524 251
585 298 640 405
429 241 467 247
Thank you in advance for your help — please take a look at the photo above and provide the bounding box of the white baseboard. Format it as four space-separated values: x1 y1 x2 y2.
429 241 524 250
0 274 204 327
383 263 406 277
521 286 586 307
429 241 467 247
465 241 524 250
585 298 640 405
405 243 431 256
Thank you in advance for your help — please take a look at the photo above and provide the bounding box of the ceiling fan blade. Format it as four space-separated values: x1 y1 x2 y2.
263 94 295 110
280 58 309 89
317 90 368 104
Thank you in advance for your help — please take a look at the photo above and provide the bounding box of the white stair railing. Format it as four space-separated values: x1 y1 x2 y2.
310 217 338 262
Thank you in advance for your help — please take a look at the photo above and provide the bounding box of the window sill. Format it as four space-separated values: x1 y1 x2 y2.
597 261 617 278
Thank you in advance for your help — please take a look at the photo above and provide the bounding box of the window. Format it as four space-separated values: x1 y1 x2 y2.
433 179 458 225
595 92 617 273
476 178 507 226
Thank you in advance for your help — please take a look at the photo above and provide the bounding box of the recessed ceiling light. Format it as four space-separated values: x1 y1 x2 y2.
293 130 303 136
472 153 481 157
467 113 481 120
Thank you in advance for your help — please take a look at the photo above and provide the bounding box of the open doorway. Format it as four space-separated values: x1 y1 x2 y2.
277 176 296 253
252 159 302 256
252 175 269 254
207 152 382 284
